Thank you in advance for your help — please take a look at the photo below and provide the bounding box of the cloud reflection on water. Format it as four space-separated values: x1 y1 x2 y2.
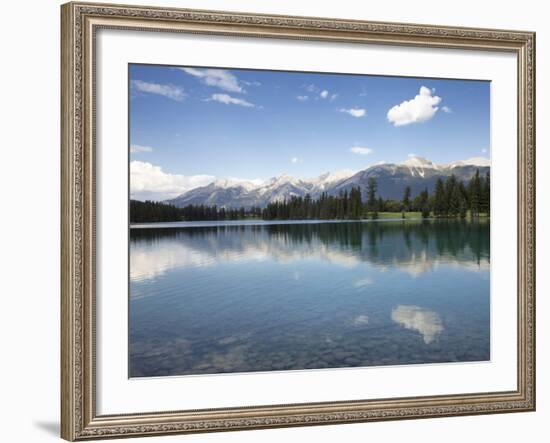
391 305 444 344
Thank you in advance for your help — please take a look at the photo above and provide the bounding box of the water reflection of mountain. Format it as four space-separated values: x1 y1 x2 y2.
130 220 490 281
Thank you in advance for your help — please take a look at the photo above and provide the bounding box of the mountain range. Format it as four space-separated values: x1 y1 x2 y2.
166 156 490 209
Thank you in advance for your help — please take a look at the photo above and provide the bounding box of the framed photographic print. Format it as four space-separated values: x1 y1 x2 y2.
61 2 536 440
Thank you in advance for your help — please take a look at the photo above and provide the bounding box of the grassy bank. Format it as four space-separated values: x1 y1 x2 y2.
366 211 489 220
375 211 422 219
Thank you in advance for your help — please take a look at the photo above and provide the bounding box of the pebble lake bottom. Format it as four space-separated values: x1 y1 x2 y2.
129 219 490 377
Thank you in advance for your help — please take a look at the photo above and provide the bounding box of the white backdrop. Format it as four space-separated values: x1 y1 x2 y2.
0 0 547 442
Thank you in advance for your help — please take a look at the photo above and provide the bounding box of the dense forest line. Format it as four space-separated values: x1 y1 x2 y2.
130 170 490 223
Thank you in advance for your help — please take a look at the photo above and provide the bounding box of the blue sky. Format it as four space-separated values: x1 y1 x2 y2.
129 64 490 200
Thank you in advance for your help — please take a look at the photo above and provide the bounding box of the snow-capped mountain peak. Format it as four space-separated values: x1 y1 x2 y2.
317 169 356 184
213 177 264 191
165 155 490 208
267 173 295 186
399 156 439 178
447 157 491 168
401 156 439 170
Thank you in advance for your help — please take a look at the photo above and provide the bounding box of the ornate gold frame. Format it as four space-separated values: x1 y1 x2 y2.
61 2 536 440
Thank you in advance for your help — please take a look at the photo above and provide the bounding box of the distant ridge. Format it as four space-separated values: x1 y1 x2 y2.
166 156 490 208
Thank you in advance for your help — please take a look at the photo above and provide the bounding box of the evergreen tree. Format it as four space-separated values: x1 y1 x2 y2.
366 177 378 215
402 186 411 212
480 171 490 215
343 190 349 218
458 181 469 207
336 191 344 219
486 171 491 214
419 188 430 218
434 178 446 217
459 193 468 218
349 187 362 219
446 175 460 217
304 193 312 218
421 205 430 218
469 169 482 217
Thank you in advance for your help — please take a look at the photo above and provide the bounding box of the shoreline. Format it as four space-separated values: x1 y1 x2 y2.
130 216 489 229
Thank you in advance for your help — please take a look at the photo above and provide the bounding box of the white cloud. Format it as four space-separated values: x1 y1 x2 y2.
481 148 488 153
290 157 301 164
303 84 337 100
339 107 366 118
304 84 318 93
391 305 444 344
350 146 373 155
179 68 243 93
131 80 186 101
387 86 442 126
442 105 452 113
243 80 261 87
130 161 214 200
296 95 309 101
354 277 373 288
209 93 255 108
352 314 370 326
130 144 153 153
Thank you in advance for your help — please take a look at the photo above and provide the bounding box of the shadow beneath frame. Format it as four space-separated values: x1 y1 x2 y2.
33 421 59 437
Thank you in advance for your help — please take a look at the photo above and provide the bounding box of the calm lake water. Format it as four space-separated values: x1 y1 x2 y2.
129 219 490 377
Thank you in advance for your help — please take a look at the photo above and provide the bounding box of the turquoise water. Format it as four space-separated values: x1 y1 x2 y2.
129 219 490 377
